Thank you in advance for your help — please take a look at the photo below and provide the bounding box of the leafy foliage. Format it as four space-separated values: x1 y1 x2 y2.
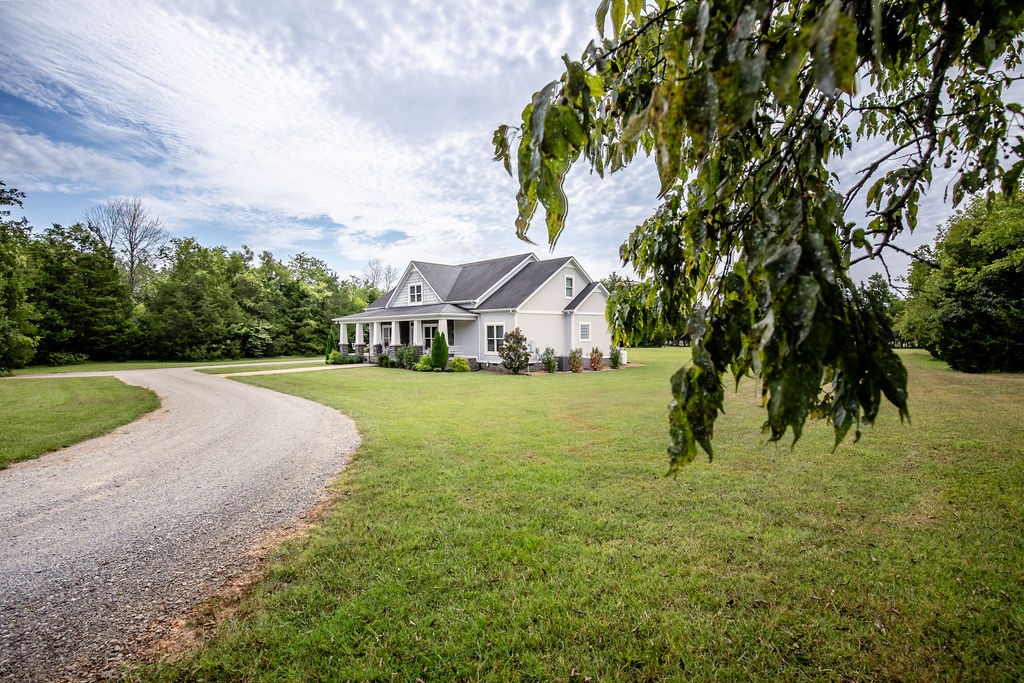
498 327 531 374
1 182 382 366
589 347 604 371
413 353 434 372
394 344 421 370
27 223 134 363
0 182 35 371
448 356 472 373
541 346 558 373
897 192 1024 372
610 346 623 369
430 330 449 370
568 348 584 374
495 0 1023 470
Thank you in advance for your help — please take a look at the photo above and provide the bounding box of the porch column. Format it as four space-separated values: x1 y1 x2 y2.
437 317 448 345
392 320 401 346
339 322 349 352
355 322 364 352
412 319 422 346
370 321 380 347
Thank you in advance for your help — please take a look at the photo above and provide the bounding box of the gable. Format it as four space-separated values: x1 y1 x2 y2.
389 265 442 307
475 257 572 310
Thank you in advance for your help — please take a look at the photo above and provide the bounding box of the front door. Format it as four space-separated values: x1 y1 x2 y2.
423 323 438 349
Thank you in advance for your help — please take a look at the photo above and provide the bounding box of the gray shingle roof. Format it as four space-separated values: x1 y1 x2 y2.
475 257 572 310
411 262 461 300
564 281 601 310
446 253 533 301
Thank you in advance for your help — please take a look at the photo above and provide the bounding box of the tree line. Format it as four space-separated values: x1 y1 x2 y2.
1 181 384 372
598 188 1023 375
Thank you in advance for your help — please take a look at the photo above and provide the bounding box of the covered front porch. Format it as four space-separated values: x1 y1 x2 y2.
333 305 478 360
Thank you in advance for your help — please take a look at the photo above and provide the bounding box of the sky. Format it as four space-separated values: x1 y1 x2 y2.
0 0 970 285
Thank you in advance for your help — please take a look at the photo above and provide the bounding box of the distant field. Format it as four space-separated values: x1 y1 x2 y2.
11 356 323 375
0 377 159 468
135 349 1023 680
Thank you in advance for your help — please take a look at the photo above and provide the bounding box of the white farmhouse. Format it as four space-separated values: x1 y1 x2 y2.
333 253 614 369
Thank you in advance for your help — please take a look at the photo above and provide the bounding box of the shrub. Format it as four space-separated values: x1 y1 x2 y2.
394 344 420 369
326 349 341 365
609 347 622 369
498 327 531 374
589 347 604 371
448 356 471 372
568 348 584 373
540 346 558 373
377 354 394 368
430 330 449 370
413 354 433 372
47 351 89 366
354 351 365 364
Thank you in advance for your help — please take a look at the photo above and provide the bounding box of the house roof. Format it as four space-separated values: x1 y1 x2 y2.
403 253 533 303
333 302 475 322
445 253 533 302
564 281 602 311
475 257 573 310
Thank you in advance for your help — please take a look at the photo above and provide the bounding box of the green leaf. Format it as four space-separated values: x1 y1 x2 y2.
595 0 610 38
628 0 643 23
611 0 626 40
492 125 512 176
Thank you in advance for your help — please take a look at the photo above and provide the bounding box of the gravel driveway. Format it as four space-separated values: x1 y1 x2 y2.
0 367 360 681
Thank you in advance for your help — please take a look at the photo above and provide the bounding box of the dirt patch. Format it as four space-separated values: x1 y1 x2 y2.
140 493 338 665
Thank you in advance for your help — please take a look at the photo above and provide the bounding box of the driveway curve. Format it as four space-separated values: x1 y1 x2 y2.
0 367 360 681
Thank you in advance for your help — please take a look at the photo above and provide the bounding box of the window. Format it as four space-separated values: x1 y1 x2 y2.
423 323 437 349
382 324 392 346
409 284 422 303
579 322 591 342
565 276 574 298
486 324 505 353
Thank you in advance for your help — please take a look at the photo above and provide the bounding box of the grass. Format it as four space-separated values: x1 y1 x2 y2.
135 348 1023 680
0 377 159 468
11 356 323 375
197 360 328 375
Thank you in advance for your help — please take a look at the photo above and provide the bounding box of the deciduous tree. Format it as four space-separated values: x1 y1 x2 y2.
897 192 1024 371
27 223 133 362
495 0 1023 470
84 196 167 298
0 181 35 371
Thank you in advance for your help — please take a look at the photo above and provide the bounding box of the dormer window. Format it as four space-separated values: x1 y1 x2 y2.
564 276 574 298
409 284 422 303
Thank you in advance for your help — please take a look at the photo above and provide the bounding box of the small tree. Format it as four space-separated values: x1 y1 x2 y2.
430 329 449 370
568 348 584 374
540 346 558 373
498 327 531 374
589 347 604 371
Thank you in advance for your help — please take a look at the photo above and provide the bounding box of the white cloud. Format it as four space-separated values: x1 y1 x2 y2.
0 123 156 192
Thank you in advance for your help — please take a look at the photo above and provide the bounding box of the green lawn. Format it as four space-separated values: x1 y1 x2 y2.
197 360 328 375
11 356 323 375
137 349 1023 681
0 377 159 468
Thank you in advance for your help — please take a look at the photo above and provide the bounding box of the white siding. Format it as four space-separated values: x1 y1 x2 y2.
451 320 480 358
571 289 612 354
520 264 586 312
477 312 515 360
517 312 570 355
392 267 441 306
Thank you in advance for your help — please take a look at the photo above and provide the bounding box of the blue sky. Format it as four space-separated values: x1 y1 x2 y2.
0 1 963 284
